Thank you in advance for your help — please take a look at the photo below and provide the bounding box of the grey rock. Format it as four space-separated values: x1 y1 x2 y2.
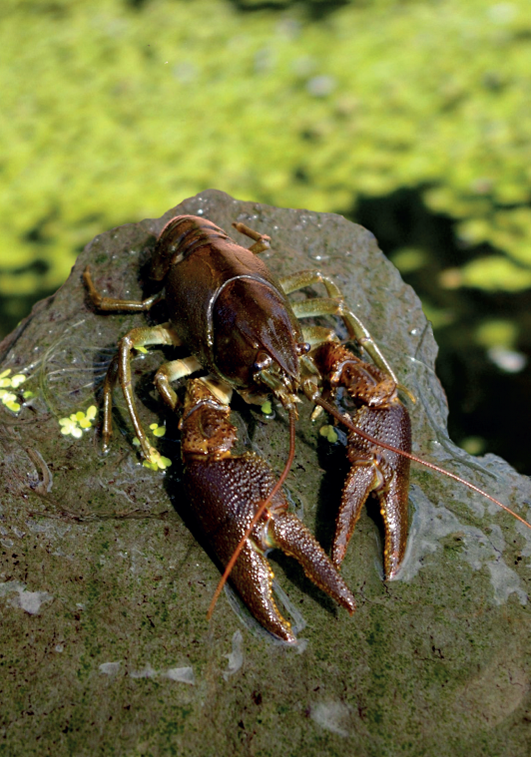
1 190 530 756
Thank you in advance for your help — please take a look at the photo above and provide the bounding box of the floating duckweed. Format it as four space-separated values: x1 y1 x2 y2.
59 417 83 438
143 449 172 471
59 405 98 438
320 425 338 444
0 368 29 412
149 422 166 438
86 405 97 420
133 423 171 469
261 400 273 415
76 405 97 428
133 423 167 446
1 392 21 413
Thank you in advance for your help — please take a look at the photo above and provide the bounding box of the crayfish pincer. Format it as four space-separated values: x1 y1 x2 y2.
180 378 356 643
82 213 427 640
311 341 411 580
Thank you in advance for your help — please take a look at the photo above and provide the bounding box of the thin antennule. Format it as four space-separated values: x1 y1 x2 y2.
314 395 531 531
207 406 298 620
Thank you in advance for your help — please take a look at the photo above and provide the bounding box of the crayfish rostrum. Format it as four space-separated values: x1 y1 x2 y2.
82 213 419 642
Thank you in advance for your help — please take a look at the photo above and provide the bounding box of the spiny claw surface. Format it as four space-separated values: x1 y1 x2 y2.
312 342 412 580
181 379 356 642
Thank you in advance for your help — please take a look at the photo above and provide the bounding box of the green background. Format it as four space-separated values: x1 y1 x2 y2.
2 0 531 469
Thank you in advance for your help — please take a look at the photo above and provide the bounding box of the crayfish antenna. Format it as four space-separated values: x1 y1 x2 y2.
313 395 531 532
207 406 298 621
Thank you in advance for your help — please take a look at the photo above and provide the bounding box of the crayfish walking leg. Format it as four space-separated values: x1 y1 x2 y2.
180 378 356 643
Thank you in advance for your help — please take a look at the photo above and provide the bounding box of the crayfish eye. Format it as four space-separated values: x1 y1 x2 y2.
296 342 311 357
253 351 273 372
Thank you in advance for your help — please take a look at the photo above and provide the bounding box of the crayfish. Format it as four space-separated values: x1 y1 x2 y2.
83 214 527 643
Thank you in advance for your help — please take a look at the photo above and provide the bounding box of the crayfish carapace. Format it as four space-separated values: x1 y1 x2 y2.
83 214 527 643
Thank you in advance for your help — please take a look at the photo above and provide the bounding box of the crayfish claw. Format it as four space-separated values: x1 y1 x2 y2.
312 342 412 580
226 535 298 643
331 460 380 568
267 512 356 615
181 379 356 641
379 460 410 579
333 446 410 579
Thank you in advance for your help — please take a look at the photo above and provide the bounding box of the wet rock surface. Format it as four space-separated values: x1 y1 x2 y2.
1 190 530 756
